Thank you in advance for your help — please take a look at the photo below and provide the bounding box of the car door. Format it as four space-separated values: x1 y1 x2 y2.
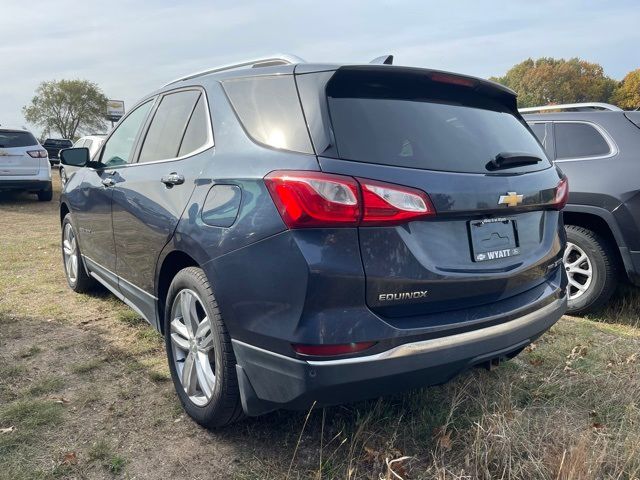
72 100 154 290
111 88 214 326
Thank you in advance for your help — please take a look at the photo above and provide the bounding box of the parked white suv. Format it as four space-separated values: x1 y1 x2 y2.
59 134 106 186
0 128 52 201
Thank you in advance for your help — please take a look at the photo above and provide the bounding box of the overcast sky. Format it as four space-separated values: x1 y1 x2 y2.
3 0 639 135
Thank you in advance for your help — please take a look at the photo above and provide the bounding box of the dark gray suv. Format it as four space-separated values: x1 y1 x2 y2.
524 103 640 314
59 55 568 428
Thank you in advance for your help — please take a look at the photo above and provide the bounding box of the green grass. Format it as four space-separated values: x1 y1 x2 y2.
88 439 126 475
70 358 103 374
19 345 42 359
27 376 65 397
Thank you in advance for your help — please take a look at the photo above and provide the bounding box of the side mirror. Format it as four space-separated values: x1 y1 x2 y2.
60 147 90 167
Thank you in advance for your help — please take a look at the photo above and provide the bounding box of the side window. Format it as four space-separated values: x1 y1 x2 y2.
555 122 611 160
73 138 85 148
101 100 153 167
529 122 552 157
178 95 210 157
222 75 313 154
529 123 547 147
138 90 200 163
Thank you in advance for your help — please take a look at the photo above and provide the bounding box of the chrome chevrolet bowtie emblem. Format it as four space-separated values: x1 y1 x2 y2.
498 192 523 207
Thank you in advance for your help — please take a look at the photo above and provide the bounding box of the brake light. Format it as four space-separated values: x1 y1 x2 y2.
27 150 48 158
552 177 569 210
430 73 476 88
264 171 360 228
265 171 436 228
292 341 376 357
358 178 435 225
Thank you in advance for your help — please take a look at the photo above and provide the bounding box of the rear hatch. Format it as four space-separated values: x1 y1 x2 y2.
297 66 566 320
0 130 41 176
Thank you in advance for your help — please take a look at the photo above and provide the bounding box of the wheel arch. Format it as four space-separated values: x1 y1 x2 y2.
155 250 200 335
563 206 629 280
60 202 70 225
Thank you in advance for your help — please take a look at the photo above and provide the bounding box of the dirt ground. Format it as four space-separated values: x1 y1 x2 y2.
1 174 639 479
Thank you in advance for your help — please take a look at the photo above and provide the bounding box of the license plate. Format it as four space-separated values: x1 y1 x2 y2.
469 217 520 262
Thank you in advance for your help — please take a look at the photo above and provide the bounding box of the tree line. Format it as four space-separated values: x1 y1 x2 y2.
490 57 640 109
21 57 640 140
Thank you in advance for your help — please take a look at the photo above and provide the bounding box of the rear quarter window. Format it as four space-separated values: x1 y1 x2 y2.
554 122 611 160
222 75 313 154
0 131 38 148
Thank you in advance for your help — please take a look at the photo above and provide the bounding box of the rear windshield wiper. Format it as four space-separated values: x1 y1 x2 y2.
486 152 543 171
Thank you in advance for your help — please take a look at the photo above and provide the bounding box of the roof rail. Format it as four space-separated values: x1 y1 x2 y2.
519 102 622 114
163 54 305 87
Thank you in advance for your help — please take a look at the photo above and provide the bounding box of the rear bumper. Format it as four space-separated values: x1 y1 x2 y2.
0 179 51 192
233 295 566 416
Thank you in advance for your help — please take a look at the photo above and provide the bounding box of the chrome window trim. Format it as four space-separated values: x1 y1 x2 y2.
94 86 214 171
552 120 618 162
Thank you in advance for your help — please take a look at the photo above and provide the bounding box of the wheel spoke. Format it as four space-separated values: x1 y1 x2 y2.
195 352 214 399
181 352 197 395
568 276 587 291
63 240 73 255
170 332 190 351
570 266 592 276
180 291 199 337
195 317 213 351
567 253 587 268
170 318 189 341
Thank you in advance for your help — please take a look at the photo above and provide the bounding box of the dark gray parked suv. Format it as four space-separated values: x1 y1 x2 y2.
524 103 640 314
59 54 568 427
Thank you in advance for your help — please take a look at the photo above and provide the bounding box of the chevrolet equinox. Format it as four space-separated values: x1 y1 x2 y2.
59 55 568 427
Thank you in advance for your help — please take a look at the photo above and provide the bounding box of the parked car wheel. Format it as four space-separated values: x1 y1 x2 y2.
61 214 96 292
164 267 243 428
37 185 53 202
564 225 618 315
60 167 68 186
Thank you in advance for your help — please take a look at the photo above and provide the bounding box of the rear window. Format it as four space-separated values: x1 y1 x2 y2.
45 139 72 147
0 130 38 148
325 69 550 174
554 122 611 160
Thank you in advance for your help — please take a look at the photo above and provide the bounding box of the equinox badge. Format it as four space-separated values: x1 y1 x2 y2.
498 192 523 207
378 291 428 301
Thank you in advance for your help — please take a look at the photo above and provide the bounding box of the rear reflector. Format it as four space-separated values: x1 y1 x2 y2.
265 170 435 228
27 150 48 158
292 342 376 356
552 177 569 210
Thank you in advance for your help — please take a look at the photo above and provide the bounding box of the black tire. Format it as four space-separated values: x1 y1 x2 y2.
164 267 244 428
37 187 53 202
564 225 618 315
61 214 96 293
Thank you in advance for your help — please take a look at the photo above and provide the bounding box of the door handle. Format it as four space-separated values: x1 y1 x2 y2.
101 177 115 187
161 172 185 187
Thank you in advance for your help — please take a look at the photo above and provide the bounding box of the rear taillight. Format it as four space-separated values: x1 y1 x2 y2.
264 171 360 228
264 170 436 228
27 150 48 158
292 341 376 357
552 177 569 210
358 178 435 226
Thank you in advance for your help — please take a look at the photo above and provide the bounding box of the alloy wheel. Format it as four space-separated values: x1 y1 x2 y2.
563 241 593 301
170 289 216 406
62 223 78 284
